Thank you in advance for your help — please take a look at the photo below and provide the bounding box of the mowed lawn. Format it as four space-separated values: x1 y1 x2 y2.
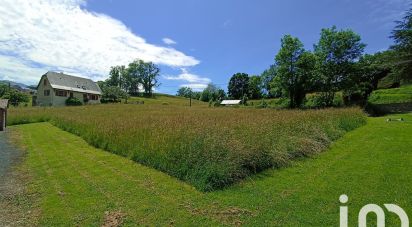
10 113 412 226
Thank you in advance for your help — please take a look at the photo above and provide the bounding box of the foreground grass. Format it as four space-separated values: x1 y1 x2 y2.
11 113 412 226
368 84 412 104
8 106 365 191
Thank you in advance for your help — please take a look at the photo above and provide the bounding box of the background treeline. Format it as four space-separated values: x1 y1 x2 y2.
177 8 412 108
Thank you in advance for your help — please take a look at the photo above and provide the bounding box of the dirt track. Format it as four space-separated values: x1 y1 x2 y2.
0 130 37 226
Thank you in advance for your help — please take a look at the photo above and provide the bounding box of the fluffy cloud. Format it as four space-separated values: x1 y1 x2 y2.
163 68 210 91
162 38 177 45
0 0 199 84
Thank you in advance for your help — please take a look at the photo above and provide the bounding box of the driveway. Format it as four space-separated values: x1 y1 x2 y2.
0 131 21 182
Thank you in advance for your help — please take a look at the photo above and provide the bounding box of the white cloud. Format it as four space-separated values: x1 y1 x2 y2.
163 68 210 91
0 0 199 84
162 38 177 45
164 68 210 83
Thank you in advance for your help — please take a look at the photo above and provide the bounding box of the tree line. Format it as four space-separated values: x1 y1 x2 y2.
177 7 412 108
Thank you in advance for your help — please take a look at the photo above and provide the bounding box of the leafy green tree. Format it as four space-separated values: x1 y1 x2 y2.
275 35 317 108
261 64 277 97
314 26 366 106
127 60 144 96
344 52 392 105
107 65 126 88
101 86 129 103
140 61 160 97
228 73 249 99
391 8 412 81
249 75 263 99
177 87 193 98
0 83 9 97
199 83 225 102
3 88 29 106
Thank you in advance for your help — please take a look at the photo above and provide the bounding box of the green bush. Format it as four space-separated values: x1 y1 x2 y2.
65 97 82 106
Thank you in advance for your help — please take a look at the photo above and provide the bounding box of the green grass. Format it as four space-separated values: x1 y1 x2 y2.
368 84 412 104
11 113 412 226
8 106 366 191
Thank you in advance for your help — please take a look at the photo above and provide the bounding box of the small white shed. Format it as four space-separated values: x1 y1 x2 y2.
221 100 241 105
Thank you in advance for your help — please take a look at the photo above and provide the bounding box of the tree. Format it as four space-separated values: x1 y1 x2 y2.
107 65 126 88
140 61 160 97
199 83 225 102
125 60 160 97
127 60 143 96
228 73 249 99
341 51 393 105
391 8 412 81
275 35 317 108
177 87 193 98
314 26 366 106
261 64 277 97
248 75 263 99
102 86 129 103
3 88 29 106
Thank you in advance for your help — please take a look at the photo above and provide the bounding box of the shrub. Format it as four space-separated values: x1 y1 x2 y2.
66 97 82 106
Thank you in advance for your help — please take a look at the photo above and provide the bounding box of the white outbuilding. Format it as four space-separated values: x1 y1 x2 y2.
220 100 241 105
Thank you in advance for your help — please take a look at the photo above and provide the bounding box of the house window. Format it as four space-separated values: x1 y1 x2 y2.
44 90 50 96
90 94 99 100
55 90 67 97
43 78 47 86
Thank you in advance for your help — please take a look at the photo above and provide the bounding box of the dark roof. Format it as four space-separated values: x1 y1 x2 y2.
40 71 102 95
0 99 8 109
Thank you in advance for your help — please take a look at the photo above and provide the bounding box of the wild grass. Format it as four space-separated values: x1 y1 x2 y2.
8 105 366 191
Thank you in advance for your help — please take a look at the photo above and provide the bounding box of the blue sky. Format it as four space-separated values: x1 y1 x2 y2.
0 0 409 94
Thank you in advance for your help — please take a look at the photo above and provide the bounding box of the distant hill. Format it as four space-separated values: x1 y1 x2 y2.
0 80 35 91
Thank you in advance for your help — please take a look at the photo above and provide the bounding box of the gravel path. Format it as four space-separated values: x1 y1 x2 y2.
0 131 21 182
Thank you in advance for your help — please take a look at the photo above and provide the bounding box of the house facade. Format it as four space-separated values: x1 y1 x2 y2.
34 72 102 106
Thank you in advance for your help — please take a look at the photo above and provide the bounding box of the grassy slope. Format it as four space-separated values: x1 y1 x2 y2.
12 113 412 226
368 84 412 104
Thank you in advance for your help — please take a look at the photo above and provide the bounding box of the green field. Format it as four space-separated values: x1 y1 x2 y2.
368 84 412 105
5 113 412 226
7 105 365 191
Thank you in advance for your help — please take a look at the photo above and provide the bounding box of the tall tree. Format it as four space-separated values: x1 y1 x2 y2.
140 61 160 97
248 75 263 99
260 64 277 97
200 83 222 102
177 87 193 98
391 8 412 81
228 73 249 99
107 65 126 88
126 60 143 96
275 35 316 108
314 26 366 106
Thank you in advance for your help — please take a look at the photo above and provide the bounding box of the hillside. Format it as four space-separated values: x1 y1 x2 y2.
368 84 412 105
